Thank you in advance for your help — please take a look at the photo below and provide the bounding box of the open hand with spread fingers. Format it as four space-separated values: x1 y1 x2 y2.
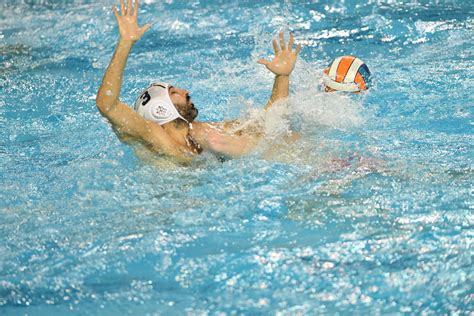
258 32 302 77
112 0 152 42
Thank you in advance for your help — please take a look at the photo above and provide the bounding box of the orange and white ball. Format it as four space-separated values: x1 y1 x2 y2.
323 56 371 93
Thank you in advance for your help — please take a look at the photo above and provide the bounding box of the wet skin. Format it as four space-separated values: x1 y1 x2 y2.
96 0 301 163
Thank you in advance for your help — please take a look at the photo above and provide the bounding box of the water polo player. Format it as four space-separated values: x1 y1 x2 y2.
96 0 301 163
323 56 371 93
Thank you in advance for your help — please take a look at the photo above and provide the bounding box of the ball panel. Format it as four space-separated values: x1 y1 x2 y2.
335 56 355 83
354 72 367 91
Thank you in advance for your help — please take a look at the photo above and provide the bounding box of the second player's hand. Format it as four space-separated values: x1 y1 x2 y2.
258 32 301 77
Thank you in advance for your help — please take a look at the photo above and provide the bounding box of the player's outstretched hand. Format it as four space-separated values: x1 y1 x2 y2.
112 0 152 42
258 32 301 77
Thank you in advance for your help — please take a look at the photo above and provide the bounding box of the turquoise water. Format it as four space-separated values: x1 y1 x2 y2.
1 0 473 314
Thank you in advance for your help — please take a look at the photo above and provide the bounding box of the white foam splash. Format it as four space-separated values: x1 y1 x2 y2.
232 78 366 137
291 90 366 131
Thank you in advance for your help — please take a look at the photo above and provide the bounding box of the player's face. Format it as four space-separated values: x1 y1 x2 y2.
168 86 198 122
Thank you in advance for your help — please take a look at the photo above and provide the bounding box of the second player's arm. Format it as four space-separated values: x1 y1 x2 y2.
195 33 302 157
258 32 301 110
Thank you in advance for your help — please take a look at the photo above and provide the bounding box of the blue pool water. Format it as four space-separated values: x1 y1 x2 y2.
1 0 473 314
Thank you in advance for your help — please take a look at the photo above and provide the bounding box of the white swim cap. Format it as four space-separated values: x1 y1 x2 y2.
134 82 189 125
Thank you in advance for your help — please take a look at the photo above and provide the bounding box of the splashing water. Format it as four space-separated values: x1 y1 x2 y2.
1 0 473 314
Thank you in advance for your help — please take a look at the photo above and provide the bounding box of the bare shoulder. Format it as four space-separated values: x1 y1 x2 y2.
192 120 244 135
101 102 192 161
191 121 233 142
190 121 259 157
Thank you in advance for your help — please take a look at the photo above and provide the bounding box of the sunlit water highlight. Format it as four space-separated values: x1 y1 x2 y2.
1 0 473 314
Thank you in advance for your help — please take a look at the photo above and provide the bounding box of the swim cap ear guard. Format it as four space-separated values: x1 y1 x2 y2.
134 82 190 126
323 56 371 93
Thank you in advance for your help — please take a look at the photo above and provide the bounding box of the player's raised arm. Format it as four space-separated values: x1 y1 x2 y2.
193 33 301 157
257 32 301 110
96 0 193 162
96 0 151 114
